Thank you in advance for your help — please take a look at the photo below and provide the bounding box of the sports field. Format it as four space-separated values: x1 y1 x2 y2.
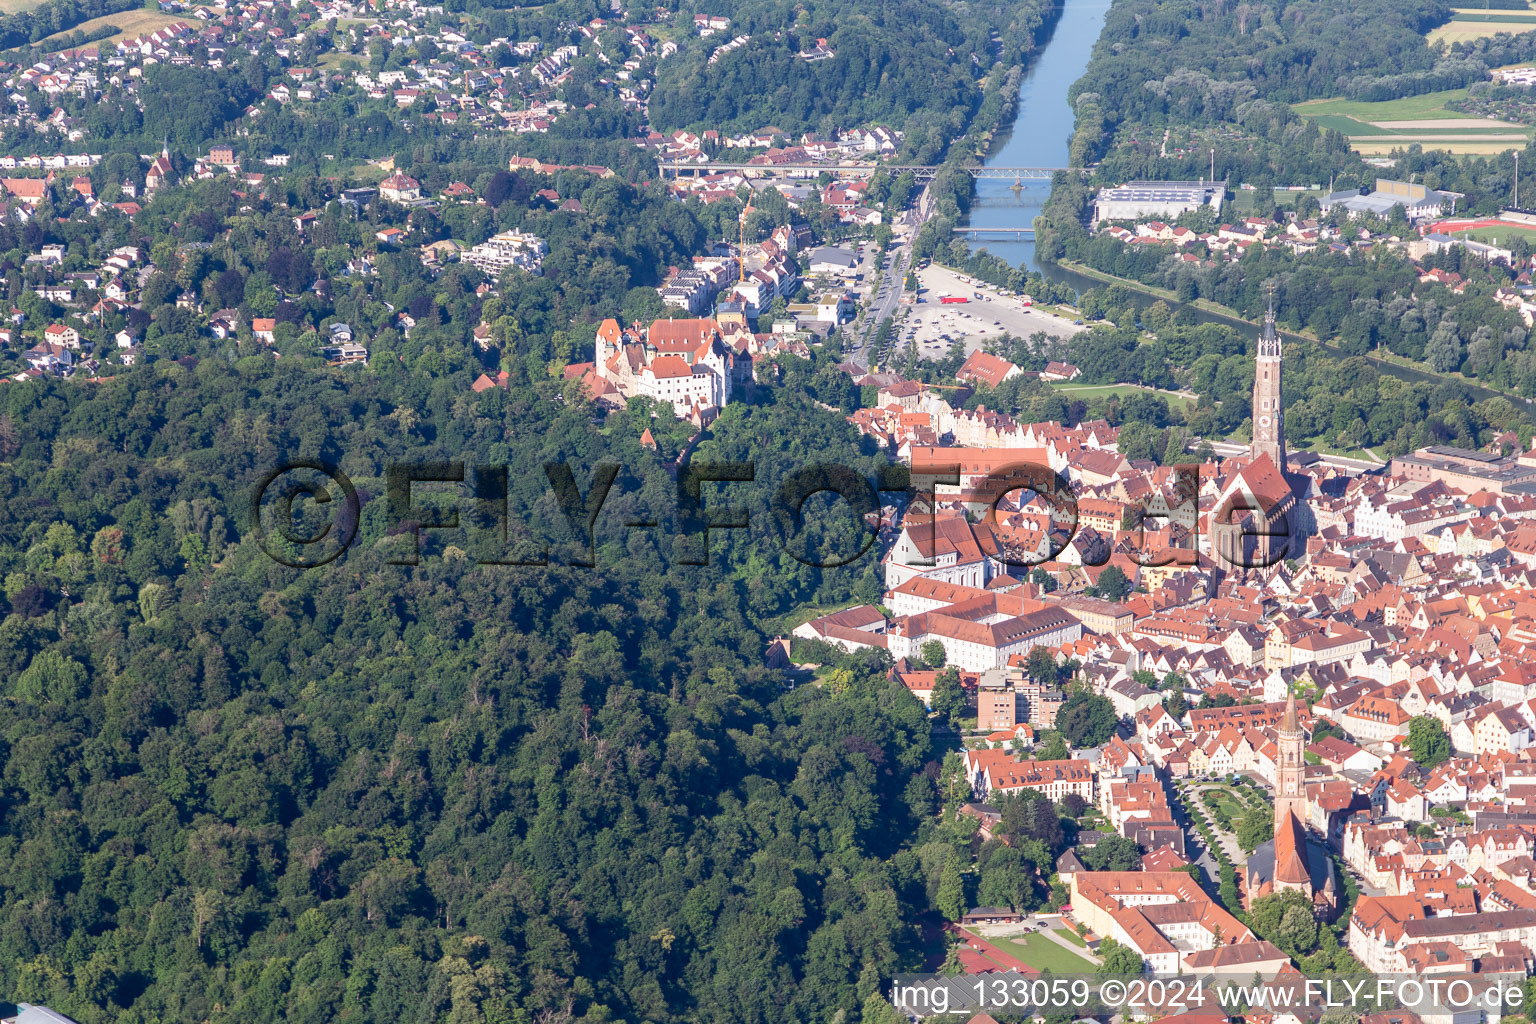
1422 218 1536 244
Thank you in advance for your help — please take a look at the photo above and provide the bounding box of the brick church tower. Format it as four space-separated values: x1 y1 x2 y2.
1274 691 1306 826
1246 690 1337 913
1251 298 1285 467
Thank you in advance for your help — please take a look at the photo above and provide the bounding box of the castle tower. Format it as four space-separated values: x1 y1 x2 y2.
595 318 621 379
1274 690 1306 826
1251 297 1285 467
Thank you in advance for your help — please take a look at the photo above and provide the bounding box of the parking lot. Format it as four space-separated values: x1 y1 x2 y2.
904 264 1088 361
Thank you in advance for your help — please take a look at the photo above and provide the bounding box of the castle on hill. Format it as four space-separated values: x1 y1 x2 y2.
570 317 750 425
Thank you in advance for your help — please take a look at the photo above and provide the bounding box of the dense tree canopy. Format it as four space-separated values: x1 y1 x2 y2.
1407 716 1452 770
1054 691 1117 748
0 348 958 1024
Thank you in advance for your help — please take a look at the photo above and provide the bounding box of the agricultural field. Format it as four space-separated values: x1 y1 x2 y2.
1427 7 1536 44
1295 88 1533 154
1354 139 1526 154
41 9 187 51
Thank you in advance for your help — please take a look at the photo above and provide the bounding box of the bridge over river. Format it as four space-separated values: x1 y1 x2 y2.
659 162 1079 182
952 226 1035 239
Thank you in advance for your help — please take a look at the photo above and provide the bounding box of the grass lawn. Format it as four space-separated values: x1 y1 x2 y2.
0 0 48 12
343 160 395 183
1231 188 1326 212
1202 788 1249 822
1047 381 1195 413
992 933 1096 973
317 50 362 70
41 9 187 51
1055 928 1087 948
1199 782 1270 823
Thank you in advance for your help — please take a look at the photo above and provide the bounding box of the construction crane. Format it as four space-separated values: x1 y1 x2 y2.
737 196 754 283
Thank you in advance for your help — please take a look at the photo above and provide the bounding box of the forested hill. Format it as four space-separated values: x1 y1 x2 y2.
0 361 943 1024
647 0 1058 159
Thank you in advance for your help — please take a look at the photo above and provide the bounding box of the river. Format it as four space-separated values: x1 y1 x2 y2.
958 0 1517 405
961 0 1108 270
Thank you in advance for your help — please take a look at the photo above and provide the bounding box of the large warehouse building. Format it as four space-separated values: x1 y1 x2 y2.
1091 180 1225 226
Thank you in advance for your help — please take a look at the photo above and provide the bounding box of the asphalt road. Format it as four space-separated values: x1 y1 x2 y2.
1168 780 1226 897
848 245 910 367
847 188 929 368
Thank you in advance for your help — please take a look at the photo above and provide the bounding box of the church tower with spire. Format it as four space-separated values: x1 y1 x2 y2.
1246 689 1337 912
1251 295 1286 467
1274 690 1305 826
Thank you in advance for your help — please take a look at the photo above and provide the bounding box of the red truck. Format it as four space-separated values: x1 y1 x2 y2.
940 295 968 304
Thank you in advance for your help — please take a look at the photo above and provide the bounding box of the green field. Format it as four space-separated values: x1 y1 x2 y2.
1305 115 1394 136
1446 10 1536 20
992 933 1097 973
1046 381 1196 413
317 50 362 70
1294 89 1472 121
1294 88 1531 153
1201 787 1251 823
1055 928 1087 948
1231 188 1326 213
1456 223 1536 244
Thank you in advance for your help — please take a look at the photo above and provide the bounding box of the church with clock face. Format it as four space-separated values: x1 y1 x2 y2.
1251 301 1285 467
1210 300 1311 573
